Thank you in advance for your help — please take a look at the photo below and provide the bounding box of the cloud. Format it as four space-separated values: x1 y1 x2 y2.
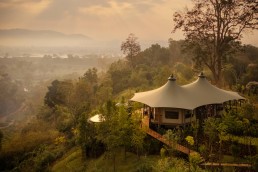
0 0 203 41
0 0 50 13
79 1 134 17
0 0 50 27
29 0 170 40
0 0 257 46
36 0 166 21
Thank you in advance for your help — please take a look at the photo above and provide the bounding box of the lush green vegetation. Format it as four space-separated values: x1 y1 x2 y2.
0 39 257 171
0 1 258 171
52 147 203 172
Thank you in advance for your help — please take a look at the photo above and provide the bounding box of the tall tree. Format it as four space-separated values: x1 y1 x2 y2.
44 80 73 108
121 33 141 68
82 68 98 84
173 0 257 85
204 117 220 155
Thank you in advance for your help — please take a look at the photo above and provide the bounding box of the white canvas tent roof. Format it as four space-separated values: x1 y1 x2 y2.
130 73 244 110
88 114 105 123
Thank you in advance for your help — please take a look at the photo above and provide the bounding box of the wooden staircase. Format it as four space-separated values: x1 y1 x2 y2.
142 116 196 155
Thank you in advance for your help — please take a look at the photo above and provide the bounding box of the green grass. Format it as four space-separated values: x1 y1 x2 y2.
51 147 85 172
51 147 160 172
86 151 159 172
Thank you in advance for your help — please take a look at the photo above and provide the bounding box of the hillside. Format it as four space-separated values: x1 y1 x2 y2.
0 29 91 47
51 147 196 172
0 39 258 172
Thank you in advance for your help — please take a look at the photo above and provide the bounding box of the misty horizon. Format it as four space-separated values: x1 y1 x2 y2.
1 0 257 48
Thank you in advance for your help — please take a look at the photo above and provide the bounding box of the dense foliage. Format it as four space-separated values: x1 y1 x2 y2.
0 39 258 171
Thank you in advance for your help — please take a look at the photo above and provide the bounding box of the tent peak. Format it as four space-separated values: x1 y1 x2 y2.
168 74 176 81
131 73 245 109
198 72 206 78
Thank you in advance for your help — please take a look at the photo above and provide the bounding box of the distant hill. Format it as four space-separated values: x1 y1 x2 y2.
0 29 91 47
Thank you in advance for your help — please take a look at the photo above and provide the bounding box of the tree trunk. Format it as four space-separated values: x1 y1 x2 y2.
113 153 116 172
210 70 222 87
215 50 222 87
249 139 251 156
219 138 222 167
124 146 127 160
210 144 213 160
137 147 141 160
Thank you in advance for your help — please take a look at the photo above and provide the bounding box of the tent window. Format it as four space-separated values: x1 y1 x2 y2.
165 111 179 119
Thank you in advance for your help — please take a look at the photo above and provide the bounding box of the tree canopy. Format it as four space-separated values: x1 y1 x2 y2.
121 33 141 68
173 0 258 85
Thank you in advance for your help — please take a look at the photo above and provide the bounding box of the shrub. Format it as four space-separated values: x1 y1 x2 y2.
137 163 153 172
160 147 168 158
34 151 55 171
189 152 204 171
199 144 207 159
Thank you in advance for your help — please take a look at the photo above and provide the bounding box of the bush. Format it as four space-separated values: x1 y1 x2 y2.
189 152 204 171
156 157 171 172
185 136 194 146
199 144 207 159
160 147 168 158
34 151 55 171
137 163 153 172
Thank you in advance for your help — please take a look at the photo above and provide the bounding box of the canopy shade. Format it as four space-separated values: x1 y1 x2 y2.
130 74 245 110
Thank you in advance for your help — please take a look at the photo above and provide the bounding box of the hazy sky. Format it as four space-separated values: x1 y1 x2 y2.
0 0 257 46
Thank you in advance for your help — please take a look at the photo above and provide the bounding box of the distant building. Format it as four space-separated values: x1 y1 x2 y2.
130 73 244 127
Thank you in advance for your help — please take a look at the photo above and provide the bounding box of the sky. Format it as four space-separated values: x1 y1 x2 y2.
0 0 257 47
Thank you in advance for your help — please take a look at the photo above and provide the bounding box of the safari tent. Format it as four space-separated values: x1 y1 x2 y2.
130 73 244 126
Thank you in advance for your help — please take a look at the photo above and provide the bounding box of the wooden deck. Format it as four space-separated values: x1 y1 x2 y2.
142 116 196 155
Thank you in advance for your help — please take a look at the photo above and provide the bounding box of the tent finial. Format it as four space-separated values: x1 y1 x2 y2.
198 72 206 78
168 74 176 81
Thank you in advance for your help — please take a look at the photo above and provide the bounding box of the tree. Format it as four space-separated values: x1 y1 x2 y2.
222 64 237 88
81 68 98 85
108 60 131 94
44 80 73 108
164 129 180 154
78 112 93 159
97 101 121 172
140 44 170 66
121 33 141 68
173 0 257 85
131 111 146 158
204 117 221 156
